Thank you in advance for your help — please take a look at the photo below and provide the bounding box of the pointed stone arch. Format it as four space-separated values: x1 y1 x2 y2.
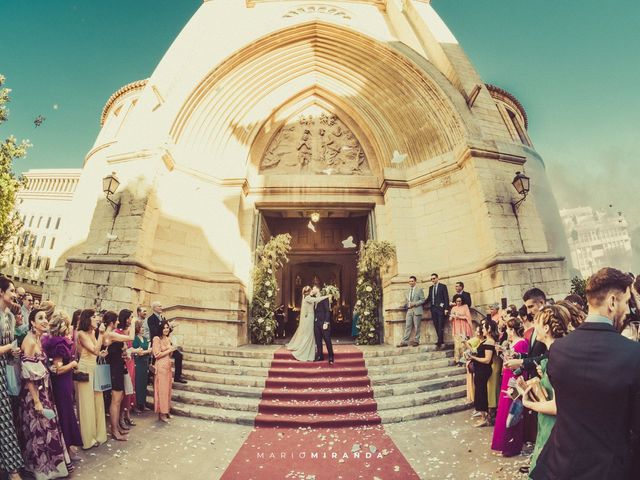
170 21 470 178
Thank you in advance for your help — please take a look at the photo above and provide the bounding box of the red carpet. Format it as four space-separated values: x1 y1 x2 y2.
221 345 419 479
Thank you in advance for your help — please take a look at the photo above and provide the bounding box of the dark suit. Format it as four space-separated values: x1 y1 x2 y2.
427 283 449 346
147 312 183 381
314 298 334 361
531 321 640 480
458 291 472 308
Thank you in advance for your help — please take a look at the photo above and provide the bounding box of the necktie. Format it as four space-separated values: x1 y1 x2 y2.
410 287 414 302
433 284 437 303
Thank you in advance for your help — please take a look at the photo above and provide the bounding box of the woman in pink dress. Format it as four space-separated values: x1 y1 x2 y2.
449 295 474 364
152 320 175 423
491 317 529 457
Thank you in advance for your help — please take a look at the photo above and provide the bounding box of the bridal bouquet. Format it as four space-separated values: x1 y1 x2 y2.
322 284 340 300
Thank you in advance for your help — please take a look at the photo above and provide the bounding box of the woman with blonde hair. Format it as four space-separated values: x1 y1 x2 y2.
522 304 572 475
42 310 83 457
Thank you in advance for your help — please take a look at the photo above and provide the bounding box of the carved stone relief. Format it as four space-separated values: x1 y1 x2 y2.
282 5 351 20
260 109 370 175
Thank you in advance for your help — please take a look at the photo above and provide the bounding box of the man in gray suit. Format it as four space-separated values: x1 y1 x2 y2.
398 276 425 347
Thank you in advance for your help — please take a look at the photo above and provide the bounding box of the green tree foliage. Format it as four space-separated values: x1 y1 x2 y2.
249 233 291 344
569 275 587 306
0 74 29 253
354 240 396 345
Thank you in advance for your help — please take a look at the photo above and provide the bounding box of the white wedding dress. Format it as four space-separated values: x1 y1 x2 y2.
286 295 326 361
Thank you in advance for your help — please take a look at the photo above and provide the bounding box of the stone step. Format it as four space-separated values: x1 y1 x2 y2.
369 364 466 386
258 398 378 415
359 344 453 358
254 411 381 428
181 370 266 388
164 389 260 412
182 360 269 377
147 396 256 426
183 352 274 368
363 349 453 366
366 357 453 376
267 365 369 378
171 379 263 398
265 375 371 389
181 345 278 359
379 397 472 424
260 385 374 401
373 371 467 398
375 384 467 411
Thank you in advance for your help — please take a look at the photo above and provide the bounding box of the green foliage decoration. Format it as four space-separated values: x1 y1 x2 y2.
569 275 587 306
354 240 397 345
0 74 29 253
249 233 291 344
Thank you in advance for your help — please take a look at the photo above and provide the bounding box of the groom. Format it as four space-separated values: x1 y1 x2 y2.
312 286 334 364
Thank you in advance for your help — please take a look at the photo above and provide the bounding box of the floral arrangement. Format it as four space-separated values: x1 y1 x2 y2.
249 233 291 344
354 240 396 345
321 284 341 300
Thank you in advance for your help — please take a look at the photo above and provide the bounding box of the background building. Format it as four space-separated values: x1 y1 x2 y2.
0 169 81 296
560 206 633 278
40 0 570 347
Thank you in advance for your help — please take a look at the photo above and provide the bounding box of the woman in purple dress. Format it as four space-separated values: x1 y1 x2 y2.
42 311 83 458
491 317 529 457
19 309 71 479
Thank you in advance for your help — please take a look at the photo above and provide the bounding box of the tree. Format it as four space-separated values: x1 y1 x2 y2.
569 276 587 306
0 74 29 253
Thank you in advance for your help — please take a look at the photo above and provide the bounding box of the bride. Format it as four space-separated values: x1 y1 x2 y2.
286 286 330 361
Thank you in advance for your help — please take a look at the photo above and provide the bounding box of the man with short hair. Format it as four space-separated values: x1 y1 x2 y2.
21 293 33 321
137 305 149 341
398 276 425 347
147 301 187 384
426 273 449 349
523 287 546 317
452 281 472 308
531 268 640 480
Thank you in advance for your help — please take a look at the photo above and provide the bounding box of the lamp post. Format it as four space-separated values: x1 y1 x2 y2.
511 171 530 213
102 172 121 216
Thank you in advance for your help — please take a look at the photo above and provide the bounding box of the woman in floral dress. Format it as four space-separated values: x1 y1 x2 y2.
19 308 71 479
0 277 23 480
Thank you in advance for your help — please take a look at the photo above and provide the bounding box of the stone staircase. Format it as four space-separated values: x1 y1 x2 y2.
147 343 470 425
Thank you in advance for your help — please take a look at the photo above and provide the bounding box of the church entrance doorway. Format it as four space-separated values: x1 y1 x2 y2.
257 209 373 340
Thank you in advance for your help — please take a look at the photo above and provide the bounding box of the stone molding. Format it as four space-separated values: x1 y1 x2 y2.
100 79 148 126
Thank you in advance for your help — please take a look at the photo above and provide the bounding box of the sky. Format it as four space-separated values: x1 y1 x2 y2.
1 0 639 224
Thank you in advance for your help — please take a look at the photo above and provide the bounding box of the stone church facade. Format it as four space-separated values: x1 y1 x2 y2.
44 0 570 347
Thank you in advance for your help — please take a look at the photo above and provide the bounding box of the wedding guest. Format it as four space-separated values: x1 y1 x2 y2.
465 325 484 405
136 306 149 342
70 309 82 359
153 320 176 423
0 277 24 480
449 295 473 364
41 311 83 459
75 309 107 449
452 281 472 308
398 276 425 347
426 274 449 349
469 319 496 427
521 305 571 474
148 302 186 383
563 293 586 312
103 310 135 441
19 309 71 479
40 300 55 321
133 320 152 411
491 317 529 457
117 310 139 420
485 319 502 419
531 267 640 480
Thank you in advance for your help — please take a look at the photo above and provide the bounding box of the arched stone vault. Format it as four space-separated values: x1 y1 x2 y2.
170 21 470 176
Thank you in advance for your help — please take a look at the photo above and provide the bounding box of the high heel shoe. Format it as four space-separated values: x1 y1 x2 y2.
473 413 488 427
119 420 131 431
125 417 136 426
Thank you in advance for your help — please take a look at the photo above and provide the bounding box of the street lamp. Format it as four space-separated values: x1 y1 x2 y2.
102 172 121 215
511 171 530 212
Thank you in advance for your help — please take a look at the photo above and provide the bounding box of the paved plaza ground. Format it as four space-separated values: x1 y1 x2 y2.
70 410 527 480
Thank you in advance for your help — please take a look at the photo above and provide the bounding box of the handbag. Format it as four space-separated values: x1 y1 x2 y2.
73 370 89 383
94 357 112 392
506 397 524 428
5 363 20 396
124 373 134 396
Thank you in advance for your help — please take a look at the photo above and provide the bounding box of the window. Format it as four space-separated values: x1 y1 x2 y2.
28 216 34 227
18 254 24 266
26 255 32 268
507 109 530 146
40 236 46 248
46 217 52 228
37 216 43 228
23 232 29 245
44 258 51 270
50 237 56 249
31 235 37 248
55 217 61 229
35 257 42 269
